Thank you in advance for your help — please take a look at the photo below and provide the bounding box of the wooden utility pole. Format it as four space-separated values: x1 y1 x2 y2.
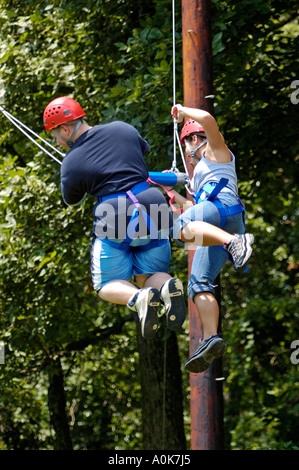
181 0 224 450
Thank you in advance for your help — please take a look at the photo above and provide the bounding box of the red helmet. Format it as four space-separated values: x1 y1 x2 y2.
180 119 205 146
43 97 86 131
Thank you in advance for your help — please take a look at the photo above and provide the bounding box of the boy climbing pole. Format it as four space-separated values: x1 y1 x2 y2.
164 104 254 373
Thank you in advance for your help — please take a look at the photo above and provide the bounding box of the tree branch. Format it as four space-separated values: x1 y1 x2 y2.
269 10 299 33
65 311 136 352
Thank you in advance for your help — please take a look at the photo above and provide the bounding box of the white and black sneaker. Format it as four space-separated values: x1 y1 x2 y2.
185 335 227 373
127 288 161 339
160 278 186 331
225 234 254 269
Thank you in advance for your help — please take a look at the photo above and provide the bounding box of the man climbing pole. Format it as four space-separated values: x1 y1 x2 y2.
43 96 186 339
163 103 254 373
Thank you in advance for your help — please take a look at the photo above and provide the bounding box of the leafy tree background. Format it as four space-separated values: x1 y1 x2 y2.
0 0 298 450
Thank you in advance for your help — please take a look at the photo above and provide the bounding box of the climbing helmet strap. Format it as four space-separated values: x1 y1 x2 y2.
52 120 82 147
184 138 208 162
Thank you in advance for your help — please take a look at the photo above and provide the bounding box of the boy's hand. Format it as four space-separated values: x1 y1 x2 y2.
171 104 185 122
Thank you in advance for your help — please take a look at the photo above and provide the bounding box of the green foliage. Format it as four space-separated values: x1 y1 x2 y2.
0 154 142 449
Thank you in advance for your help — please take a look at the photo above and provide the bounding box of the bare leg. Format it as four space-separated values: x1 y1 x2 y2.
194 292 219 340
98 280 138 305
98 273 186 337
185 292 226 373
143 272 172 290
97 273 172 304
180 221 235 246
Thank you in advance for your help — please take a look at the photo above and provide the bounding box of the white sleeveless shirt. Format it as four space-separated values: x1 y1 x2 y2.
190 150 239 196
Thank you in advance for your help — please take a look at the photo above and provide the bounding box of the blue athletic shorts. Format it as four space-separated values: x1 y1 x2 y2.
90 236 171 291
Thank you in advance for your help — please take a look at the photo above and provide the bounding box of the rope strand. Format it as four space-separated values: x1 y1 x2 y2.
0 105 63 165
171 2 192 194
172 0 178 171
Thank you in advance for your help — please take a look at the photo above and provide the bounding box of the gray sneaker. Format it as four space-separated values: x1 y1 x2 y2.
185 335 227 373
225 233 254 269
127 288 161 339
160 278 186 330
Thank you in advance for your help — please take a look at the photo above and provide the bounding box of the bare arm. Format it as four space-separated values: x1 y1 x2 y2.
171 104 231 163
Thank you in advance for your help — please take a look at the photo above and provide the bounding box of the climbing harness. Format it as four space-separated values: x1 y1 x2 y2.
194 177 245 228
98 181 156 243
96 180 167 250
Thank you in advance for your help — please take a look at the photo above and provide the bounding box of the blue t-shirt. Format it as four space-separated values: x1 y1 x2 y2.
61 121 149 205
60 121 172 239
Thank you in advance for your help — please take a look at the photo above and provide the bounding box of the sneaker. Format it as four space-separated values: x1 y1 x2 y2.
225 234 254 269
185 335 227 373
127 288 161 339
160 278 186 330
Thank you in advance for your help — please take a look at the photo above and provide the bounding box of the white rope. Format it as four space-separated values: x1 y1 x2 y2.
0 105 63 165
171 2 192 194
172 0 177 172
